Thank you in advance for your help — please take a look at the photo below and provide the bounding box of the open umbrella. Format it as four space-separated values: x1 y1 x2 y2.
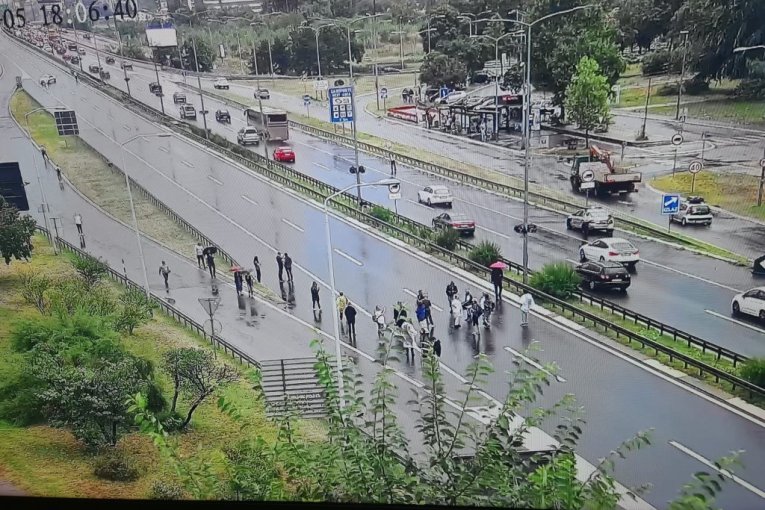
229 266 244 272
202 246 218 256
489 261 509 270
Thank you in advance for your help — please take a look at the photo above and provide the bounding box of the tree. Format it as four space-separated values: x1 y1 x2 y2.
288 25 362 76
120 41 147 61
0 196 37 266
171 349 238 428
114 288 156 335
419 51 467 88
71 254 108 288
565 56 611 147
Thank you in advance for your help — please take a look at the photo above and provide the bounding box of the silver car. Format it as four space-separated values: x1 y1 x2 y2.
566 206 614 237
670 197 712 226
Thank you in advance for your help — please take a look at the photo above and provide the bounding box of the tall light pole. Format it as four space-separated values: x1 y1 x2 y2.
425 14 445 53
110 14 131 97
188 19 211 139
302 23 336 78
323 178 400 408
249 35 270 159
341 13 384 80
472 31 518 140
675 30 690 120
392 27 405 71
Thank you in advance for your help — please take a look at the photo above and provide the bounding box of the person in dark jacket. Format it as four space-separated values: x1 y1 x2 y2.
446 281 458 309
244 271 254 297
276 252 284 282
234 271 243 296
253 256 261 283
284 253 293 282
491 267 503 302
206 253 216 278
344 302 357 344
311 281 321 310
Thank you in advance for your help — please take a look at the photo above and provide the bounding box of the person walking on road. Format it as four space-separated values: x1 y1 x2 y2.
195 243 205 269
206 252 216 279
451 295 462 329
399 318 417 362
245 271 254 298
234 271 243 296
393 301 407 322
520 292 535 327
336 292 348 334
283 253 294 282
276 252 284 282
252 256 261 283
415 301 428 332
56 166 62 182
491 267 503 302
344 301 357 344
311 281 321 310
390 157 397 177
73 213 83 235
158 261 171 291
446 281 458 309
40 147 48 165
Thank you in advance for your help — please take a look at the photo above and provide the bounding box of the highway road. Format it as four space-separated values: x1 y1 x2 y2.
4 31 765 509
37 35 765 358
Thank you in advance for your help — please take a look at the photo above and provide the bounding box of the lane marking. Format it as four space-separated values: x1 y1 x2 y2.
241 194 258 206
402 288 444 312
158 146 169 153
333 248 363 266
207 175 223 186
477 225 512 240
705 309 765 334
669 440 765 500
281 218 304 233
181 159 194 168
504 346 566 383
313 162 332 171
122 124 130 131
92 104 100 111
640 260 741 293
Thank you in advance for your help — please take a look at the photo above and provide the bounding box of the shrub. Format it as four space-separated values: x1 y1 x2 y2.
93 450 140 482
468 241 502 267
418 227 434 241
739 358 765 388
20 272 52 313
369 205 394 223
641 49 681 75
149 480 184 500
529 263 581 300
657 77 709 96
71 254 108 288
434 228 459 251
734 79 765 100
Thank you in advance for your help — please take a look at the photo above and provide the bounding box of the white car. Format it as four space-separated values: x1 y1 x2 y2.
732 287 765 321
566 206 614 237
439 90 467 104
418 185 453 207
579 237 639 270
39 74 56 85
213 78 230 90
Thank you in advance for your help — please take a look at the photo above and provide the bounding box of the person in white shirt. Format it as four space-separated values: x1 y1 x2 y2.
195 243 205 269
74 213 83 235
520 292 535 327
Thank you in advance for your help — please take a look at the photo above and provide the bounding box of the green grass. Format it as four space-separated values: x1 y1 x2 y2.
244 72 419 101
652 99 765 125
0 236 325 498
616 83 675 108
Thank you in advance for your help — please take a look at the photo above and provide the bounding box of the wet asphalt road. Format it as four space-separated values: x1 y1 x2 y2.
5 34 765 508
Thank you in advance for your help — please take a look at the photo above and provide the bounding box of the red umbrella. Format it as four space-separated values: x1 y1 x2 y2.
229 266 244 272
489 261 509 269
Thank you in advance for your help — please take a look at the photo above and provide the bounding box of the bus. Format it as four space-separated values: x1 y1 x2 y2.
244 107 289 142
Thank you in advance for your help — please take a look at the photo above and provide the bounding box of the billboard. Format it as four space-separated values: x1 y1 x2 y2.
0 162 29 212
145 21 178 48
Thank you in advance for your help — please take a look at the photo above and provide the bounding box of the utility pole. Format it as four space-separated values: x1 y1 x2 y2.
759 147 765 207
639 76 652 140
675 30 690 121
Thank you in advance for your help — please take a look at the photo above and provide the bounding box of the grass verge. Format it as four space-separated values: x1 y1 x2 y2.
652 98 765 125
0 236 324 498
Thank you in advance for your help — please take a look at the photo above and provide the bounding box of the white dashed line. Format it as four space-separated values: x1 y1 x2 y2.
181 160 194 168
158 146 169 153
281 218 304 233
504 346 566 383
704 309 765 334
241 194 258 206
640 259 741 293
333 248 362 266
207 175 223 186
402 288 444 312
122 124 130 130
313 162 332 171
477 225 512 239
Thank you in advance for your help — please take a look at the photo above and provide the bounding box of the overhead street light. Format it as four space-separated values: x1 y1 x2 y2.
301 23 337 78
338 13 385 80
323 178 401 408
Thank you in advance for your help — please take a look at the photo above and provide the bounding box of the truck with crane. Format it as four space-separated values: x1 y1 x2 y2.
570 145 642 196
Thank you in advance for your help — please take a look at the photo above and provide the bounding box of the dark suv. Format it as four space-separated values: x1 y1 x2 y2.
576 260 631 292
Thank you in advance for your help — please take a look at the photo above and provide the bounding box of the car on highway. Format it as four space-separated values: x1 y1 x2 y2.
237 127 260 146
179 104 197 119
67 43 77 51
77 48 86 55
88 64 102 74
172 92 186 104
579 237 639 270
213 78 230 90
418 185 454 207
63 54 73 62
255 88 270 100
105 56 115 64
731 287 765 321
100 69 110 80
670 196 713 226
39 74 56 85
215 109 231 123
432 212 475 236
43 44 52 53
566 206 614 237
438 90 467 104
120 61 133 70
576 261 631 292
273 146 295 163
70 56 80 65
83 33 91 40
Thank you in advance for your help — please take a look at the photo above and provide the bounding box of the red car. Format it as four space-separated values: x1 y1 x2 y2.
273 146 295 163
432 212 476 236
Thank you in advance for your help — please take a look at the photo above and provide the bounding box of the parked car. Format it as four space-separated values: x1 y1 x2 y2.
566 206 614 237
432 212 475 236
39 74 56 85
215 109 231 123
576 261 631 292
172 91 186 104
120 61 133 70
418 185 454 207
213 78 230 90
732 287 765 321
255 88 270 99
578 237 639 270
273 146 295 163
179 104 196 119
105 56 115 64
237 127 260 146
670 196 713 226
149 82 162 95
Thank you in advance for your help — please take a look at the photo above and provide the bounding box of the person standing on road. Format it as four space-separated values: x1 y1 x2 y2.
415 301 428 332
276 252 284 282
336 292 348 334
491 267 503 302
390 157 397 177
234 271 243 296
158 261 171 291
253 256 261 283
56 166 62 182
206 252 216 279
393 301 407 322
446 281 458 309
520 292 535 327
40 147 48 165
399 318 417 362
344 301 357 344
283 252 293 282
451 295 462 328
74 213 83 235
245 271 254 298
195 243 205 269
311 281 321 310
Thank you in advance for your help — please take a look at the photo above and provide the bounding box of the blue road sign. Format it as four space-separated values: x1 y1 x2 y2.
328 86 354 123
661 194 680 215
439 87 449 98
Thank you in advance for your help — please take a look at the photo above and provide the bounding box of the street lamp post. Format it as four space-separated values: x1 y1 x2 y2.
111 15 131 97
323 178 400 408
472 32 518 141
120 133 172 297
343 13 384 80
675 30 690 121
425 14 445 53
250 36 270 159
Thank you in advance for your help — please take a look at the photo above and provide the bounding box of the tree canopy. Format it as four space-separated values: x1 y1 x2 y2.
0 196 37 266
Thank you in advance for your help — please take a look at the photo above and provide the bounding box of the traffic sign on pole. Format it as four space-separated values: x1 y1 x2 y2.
688 161 702 174
581 169 595 183
661 194 680 215
328 86 354 123
759 158 765 168
380 87 388 99
671 133 683 146
439 86 449 99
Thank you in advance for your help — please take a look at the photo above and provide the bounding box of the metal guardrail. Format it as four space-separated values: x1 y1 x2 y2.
19 35 761 401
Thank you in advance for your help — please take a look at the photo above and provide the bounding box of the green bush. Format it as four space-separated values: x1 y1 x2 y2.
369 205 394 223
468 241 502 267
739 357 765 388
641 49 681 75
657 77 709 96
149 480 184 500
93 450 140 482
434 228 459 251
529 263 581 300
71 254 108 288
